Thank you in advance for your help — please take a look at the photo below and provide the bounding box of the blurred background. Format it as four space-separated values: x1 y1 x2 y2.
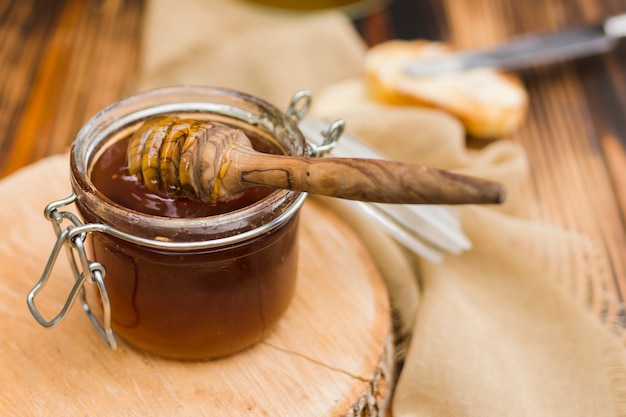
1 0 626 333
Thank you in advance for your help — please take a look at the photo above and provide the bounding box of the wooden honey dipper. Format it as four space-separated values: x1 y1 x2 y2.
127 116 505 205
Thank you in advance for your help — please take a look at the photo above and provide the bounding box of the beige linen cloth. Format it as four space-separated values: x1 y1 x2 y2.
137 0 626 415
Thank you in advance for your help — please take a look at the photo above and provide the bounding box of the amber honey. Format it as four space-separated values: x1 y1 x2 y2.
90 130 279 218
66 87 309 360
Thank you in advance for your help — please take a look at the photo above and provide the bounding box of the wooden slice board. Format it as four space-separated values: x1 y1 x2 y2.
0 155 393 417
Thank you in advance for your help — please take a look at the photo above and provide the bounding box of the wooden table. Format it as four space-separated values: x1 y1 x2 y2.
2 0 625 339
358 0 626 337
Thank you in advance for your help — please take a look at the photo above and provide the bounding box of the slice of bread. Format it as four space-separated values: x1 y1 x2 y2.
364 40 529 139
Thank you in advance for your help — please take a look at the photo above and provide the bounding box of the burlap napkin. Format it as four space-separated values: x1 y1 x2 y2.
136 1 626 415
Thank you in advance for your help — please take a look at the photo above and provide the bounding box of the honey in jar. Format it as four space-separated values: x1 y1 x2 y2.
63 87 309 359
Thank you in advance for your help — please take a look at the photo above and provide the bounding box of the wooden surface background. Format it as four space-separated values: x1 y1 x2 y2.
1 0 625 336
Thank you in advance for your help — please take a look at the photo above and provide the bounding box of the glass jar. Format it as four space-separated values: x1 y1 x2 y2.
27 86 341 360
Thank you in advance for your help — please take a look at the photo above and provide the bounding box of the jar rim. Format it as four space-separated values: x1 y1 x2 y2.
70 86 308 248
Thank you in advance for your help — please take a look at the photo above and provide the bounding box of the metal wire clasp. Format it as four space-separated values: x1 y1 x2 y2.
285 90 344 157
308 119 344 157
26 194 117 350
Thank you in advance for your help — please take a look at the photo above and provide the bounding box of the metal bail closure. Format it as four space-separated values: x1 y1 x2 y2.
285 90 312 122
26 194 118 350
285 90 344 157
309 119 345 157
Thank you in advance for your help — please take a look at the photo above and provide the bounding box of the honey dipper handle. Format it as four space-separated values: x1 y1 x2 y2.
225 146 505 205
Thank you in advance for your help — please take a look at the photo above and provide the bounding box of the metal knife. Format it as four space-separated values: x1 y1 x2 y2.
404 13 626 76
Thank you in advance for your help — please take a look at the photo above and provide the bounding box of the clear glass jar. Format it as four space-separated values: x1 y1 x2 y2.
30 86 317 360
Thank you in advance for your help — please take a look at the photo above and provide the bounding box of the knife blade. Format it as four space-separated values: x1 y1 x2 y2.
404 13 626 76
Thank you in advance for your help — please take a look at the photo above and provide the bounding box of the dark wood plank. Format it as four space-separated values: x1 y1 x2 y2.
436 0 626 334
0 0 144 177
354 0 449 46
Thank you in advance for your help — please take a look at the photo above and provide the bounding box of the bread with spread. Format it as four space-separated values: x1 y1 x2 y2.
364 40 529 139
